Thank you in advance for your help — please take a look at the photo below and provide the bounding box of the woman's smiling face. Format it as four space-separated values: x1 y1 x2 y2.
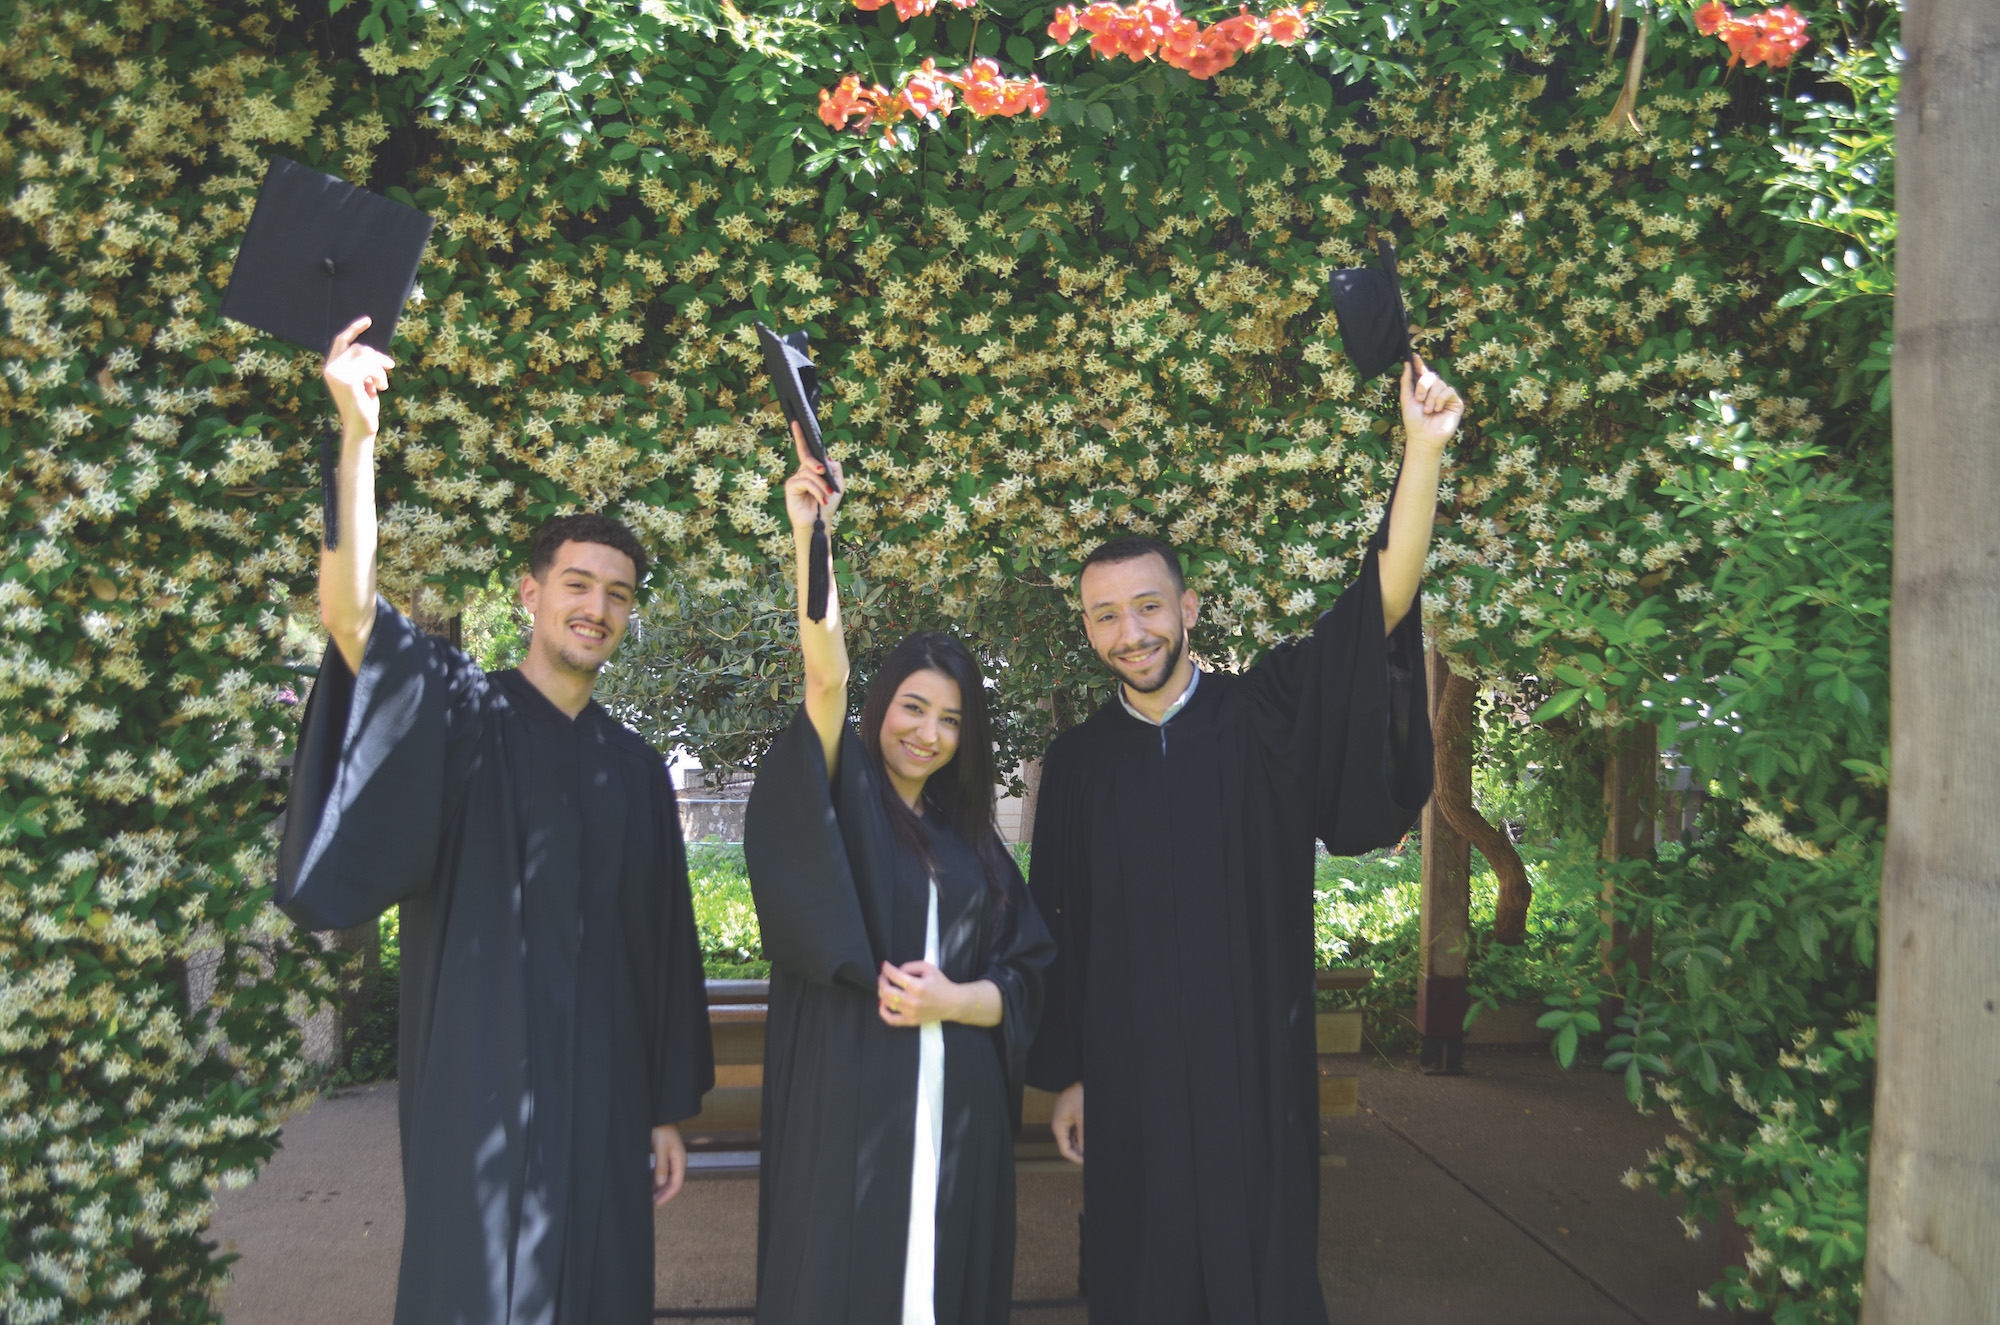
877 667 962 809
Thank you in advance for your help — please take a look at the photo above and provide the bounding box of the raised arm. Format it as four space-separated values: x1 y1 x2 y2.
782 423 848 778
1377 353 1463 635
319 316 396 673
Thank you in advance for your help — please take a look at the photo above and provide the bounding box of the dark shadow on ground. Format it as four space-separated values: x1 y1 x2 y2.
211 1047 1733 1324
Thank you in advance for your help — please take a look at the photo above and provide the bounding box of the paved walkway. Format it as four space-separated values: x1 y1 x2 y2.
211 1046 1729 1324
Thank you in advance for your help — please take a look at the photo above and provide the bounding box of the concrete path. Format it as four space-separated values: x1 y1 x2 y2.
212 1047 1727 1324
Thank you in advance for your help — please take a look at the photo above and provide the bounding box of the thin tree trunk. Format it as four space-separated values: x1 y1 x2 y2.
409 583 462 647
1417 648 1471 1071
1430 664 1534 944
331 921 381 1067
1016 694 1055 845
1599 722 1656 983
1864 2 2000 1317
1016 756 1044 846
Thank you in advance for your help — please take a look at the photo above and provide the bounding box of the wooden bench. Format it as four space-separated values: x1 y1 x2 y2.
684 979 769 1152
1313 965 1372 1120
681 967 1375 1156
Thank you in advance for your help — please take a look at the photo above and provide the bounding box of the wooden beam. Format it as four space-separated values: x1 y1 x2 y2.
1865 1 2000 1315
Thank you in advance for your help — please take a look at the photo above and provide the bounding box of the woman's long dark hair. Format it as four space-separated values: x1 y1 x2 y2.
858 631 1012 929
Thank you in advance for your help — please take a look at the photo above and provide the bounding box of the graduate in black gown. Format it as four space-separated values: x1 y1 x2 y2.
744 426 1055 1325
275 316 714 1325
1024 357 1466 1325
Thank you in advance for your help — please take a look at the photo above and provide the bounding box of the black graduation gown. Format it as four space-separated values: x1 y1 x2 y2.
743 707 1055 1325
275 599 715 1325
1023 550 1433 1325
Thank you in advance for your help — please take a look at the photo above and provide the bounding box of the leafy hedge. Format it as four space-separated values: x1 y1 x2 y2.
0 0 1892 1317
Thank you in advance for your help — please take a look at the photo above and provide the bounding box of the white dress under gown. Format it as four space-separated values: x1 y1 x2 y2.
742 706 1055 1325
901 882 945 1325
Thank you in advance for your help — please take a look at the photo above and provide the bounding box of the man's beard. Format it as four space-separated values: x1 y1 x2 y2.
551 640 607 677
1106 625 1186 695
532 620 612 678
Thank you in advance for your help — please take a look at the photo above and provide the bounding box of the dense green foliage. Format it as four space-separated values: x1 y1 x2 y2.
0 0 1895 1316
687 845 772 979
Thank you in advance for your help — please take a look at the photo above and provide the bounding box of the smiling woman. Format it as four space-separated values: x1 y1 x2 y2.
871 666 964 809
738 428 1054 1325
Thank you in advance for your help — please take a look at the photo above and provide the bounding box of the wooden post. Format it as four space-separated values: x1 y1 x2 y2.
1599 722 1656 984
1417 646 1471 1074
1864 2 2000 1317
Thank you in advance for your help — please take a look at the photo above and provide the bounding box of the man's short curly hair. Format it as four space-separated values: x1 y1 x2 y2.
528 513 650 587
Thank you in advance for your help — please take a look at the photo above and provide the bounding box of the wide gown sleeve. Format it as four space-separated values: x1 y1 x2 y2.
1023 743 1088 1093
979 854 1056 1125
1243 473 1435 855
652 761 716 1126
276 598 488 932
742 705 883 991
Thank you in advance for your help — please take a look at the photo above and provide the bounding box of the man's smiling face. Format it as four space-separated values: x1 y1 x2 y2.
1079 551 1199 695
520 539 637 678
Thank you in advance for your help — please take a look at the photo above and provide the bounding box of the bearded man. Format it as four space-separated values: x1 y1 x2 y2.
1025 358 1462 1325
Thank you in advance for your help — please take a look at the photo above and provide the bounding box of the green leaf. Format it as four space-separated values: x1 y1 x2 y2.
1554 1021 1579 1068
1531 688 1587 723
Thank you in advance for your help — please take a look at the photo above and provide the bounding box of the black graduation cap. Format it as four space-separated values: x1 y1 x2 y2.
219 157 434 550
755 321 837 623
756 322 838 491
1328 237 1419 383
221 156 434 357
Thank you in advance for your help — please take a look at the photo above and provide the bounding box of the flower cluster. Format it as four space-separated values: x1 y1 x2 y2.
819 58 1048 143
1695 2 1810 70
1049 0 1308 78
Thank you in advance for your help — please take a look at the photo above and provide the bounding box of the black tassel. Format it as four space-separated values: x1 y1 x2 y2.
806 513 831 623
321 422 340 551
